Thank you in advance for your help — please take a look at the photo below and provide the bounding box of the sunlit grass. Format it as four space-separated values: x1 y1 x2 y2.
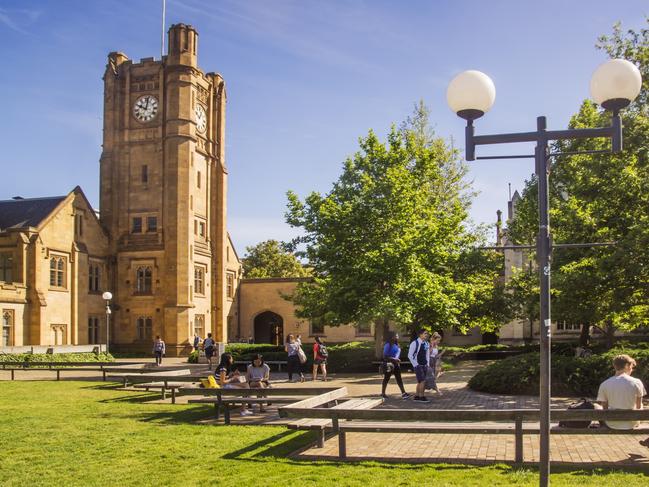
0 382 647 486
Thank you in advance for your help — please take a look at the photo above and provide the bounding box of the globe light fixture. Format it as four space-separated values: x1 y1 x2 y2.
102 291 113 301
590 59 642 111
446 70 496 120
446 59 641 487
102 291 113 354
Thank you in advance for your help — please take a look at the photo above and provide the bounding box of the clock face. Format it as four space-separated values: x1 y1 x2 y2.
133 95 159 122
195 104 207 133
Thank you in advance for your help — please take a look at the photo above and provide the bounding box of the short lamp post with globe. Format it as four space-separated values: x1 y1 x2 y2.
102 291 113 355
446 59 642 487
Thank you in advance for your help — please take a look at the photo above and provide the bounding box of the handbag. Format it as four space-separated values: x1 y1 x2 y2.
297 346 307 364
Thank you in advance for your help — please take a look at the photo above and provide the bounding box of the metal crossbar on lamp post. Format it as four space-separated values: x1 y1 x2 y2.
102 291 113 355
446 59 642 487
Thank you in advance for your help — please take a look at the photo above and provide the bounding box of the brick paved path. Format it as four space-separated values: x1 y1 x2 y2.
292 361 649 467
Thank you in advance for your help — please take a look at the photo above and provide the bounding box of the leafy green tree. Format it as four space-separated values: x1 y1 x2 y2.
507 20 649 346
286 104 507 356
241 240 310 279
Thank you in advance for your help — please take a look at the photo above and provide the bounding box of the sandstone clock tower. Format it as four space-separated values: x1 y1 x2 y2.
100 24 229 355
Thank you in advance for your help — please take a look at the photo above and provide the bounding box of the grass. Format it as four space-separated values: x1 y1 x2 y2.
1 382 648 486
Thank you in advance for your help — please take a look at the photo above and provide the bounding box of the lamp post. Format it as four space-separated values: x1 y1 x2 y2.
102 291 113 355
447 59 641 487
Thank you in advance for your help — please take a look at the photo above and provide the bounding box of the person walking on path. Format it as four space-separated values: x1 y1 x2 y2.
192 333 201 352
597 354 646 432
381 334 411 399
312 336 328 382
408 328 430 402
152 335 165 366
202 333 216 370
425 332 443 395
285 333 305 383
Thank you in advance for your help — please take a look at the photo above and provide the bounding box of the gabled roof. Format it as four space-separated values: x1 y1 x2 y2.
0 195 67 231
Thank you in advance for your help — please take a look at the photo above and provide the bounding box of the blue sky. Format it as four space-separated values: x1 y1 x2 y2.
0 0 647 254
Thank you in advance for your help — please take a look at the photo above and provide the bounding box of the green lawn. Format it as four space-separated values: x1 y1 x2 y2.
1 382 648 486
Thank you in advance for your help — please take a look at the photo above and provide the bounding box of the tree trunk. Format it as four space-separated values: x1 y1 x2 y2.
579 323 590 347
374 318 390 360
605 322 616 349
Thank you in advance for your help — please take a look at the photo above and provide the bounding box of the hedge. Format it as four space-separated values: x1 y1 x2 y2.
0 352 115 365
468 347 649 397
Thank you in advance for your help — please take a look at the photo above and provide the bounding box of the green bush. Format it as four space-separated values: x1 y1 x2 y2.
0 352 114 365
187 350 199 364
468 348 649 396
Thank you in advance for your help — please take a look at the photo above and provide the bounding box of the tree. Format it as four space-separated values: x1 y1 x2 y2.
286 104 507 356
507 20 649 346
241 240 310 279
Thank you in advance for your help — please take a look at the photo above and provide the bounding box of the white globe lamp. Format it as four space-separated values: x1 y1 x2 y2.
447 70 496 120
590 59 642 111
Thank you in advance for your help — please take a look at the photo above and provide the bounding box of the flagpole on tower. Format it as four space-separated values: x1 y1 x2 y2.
161 0 166 58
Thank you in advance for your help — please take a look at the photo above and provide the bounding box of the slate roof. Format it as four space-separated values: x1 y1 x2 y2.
0 196 66 231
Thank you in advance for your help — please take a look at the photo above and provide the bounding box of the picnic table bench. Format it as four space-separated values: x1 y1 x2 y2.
133 381 196 403
279 392 649 462
0 361 146 381
180 386 341 425
107 369 193 387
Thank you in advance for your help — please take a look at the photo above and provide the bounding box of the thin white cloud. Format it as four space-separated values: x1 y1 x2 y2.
0 8 42 34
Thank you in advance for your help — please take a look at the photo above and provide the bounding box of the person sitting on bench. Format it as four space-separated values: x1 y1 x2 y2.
247 354 271 388
216 353 251 416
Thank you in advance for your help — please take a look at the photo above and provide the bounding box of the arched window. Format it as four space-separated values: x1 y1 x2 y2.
136 266 152 294
49 256 66 288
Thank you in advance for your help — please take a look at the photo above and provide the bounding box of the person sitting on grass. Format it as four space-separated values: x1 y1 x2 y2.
312 336 328 382
408 328 430 403
216 353 251 416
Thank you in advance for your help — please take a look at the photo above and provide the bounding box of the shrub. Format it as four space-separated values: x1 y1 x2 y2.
187 350 199 364
468 348 649 396
0 352 114 365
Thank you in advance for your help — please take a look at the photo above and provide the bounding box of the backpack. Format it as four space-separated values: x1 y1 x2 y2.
558 398 601 428
318 344 328 358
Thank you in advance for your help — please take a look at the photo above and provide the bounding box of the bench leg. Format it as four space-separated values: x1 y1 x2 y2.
224 406 231 425
171 389 176 404
338 431 347 459
317 429 325 448
123 378 127 388
161 388 166 400
515 417 523 464
56 370 60 381
11 370 14 380
102 370 107 381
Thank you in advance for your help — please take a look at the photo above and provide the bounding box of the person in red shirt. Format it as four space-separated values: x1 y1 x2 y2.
312 336 328 381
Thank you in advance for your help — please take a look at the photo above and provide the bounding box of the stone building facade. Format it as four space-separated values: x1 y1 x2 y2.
0 188 110 348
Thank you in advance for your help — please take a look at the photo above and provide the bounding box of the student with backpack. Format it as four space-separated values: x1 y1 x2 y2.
202 333 216 370
152 335 165 366
380 334 411 399
408 328 430 402
312 336 328 382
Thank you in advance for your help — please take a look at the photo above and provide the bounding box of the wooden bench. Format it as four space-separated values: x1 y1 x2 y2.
132 382 193 403
287 397 383 448
279 400 649 462
181 386 344 425
107 369 193 387
0 361 146 381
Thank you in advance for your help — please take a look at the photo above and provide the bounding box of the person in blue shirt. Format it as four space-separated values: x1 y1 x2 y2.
381 334 411 399
408 328 430 402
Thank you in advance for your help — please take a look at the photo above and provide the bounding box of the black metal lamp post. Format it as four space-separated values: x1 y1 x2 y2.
102 291 113 355
447 59 642 487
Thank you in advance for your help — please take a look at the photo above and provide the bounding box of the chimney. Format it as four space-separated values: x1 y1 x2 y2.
167 23 198 67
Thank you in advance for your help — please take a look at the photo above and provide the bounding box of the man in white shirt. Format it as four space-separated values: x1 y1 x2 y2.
408 329 430 402
597 354 646 430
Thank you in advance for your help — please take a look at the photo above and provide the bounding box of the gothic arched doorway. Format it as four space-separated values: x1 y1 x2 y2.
254 311 284 345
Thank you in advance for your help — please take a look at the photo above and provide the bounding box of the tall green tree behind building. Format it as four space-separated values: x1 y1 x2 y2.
507 20 649 345
242 240 309 278
286 104 507 354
